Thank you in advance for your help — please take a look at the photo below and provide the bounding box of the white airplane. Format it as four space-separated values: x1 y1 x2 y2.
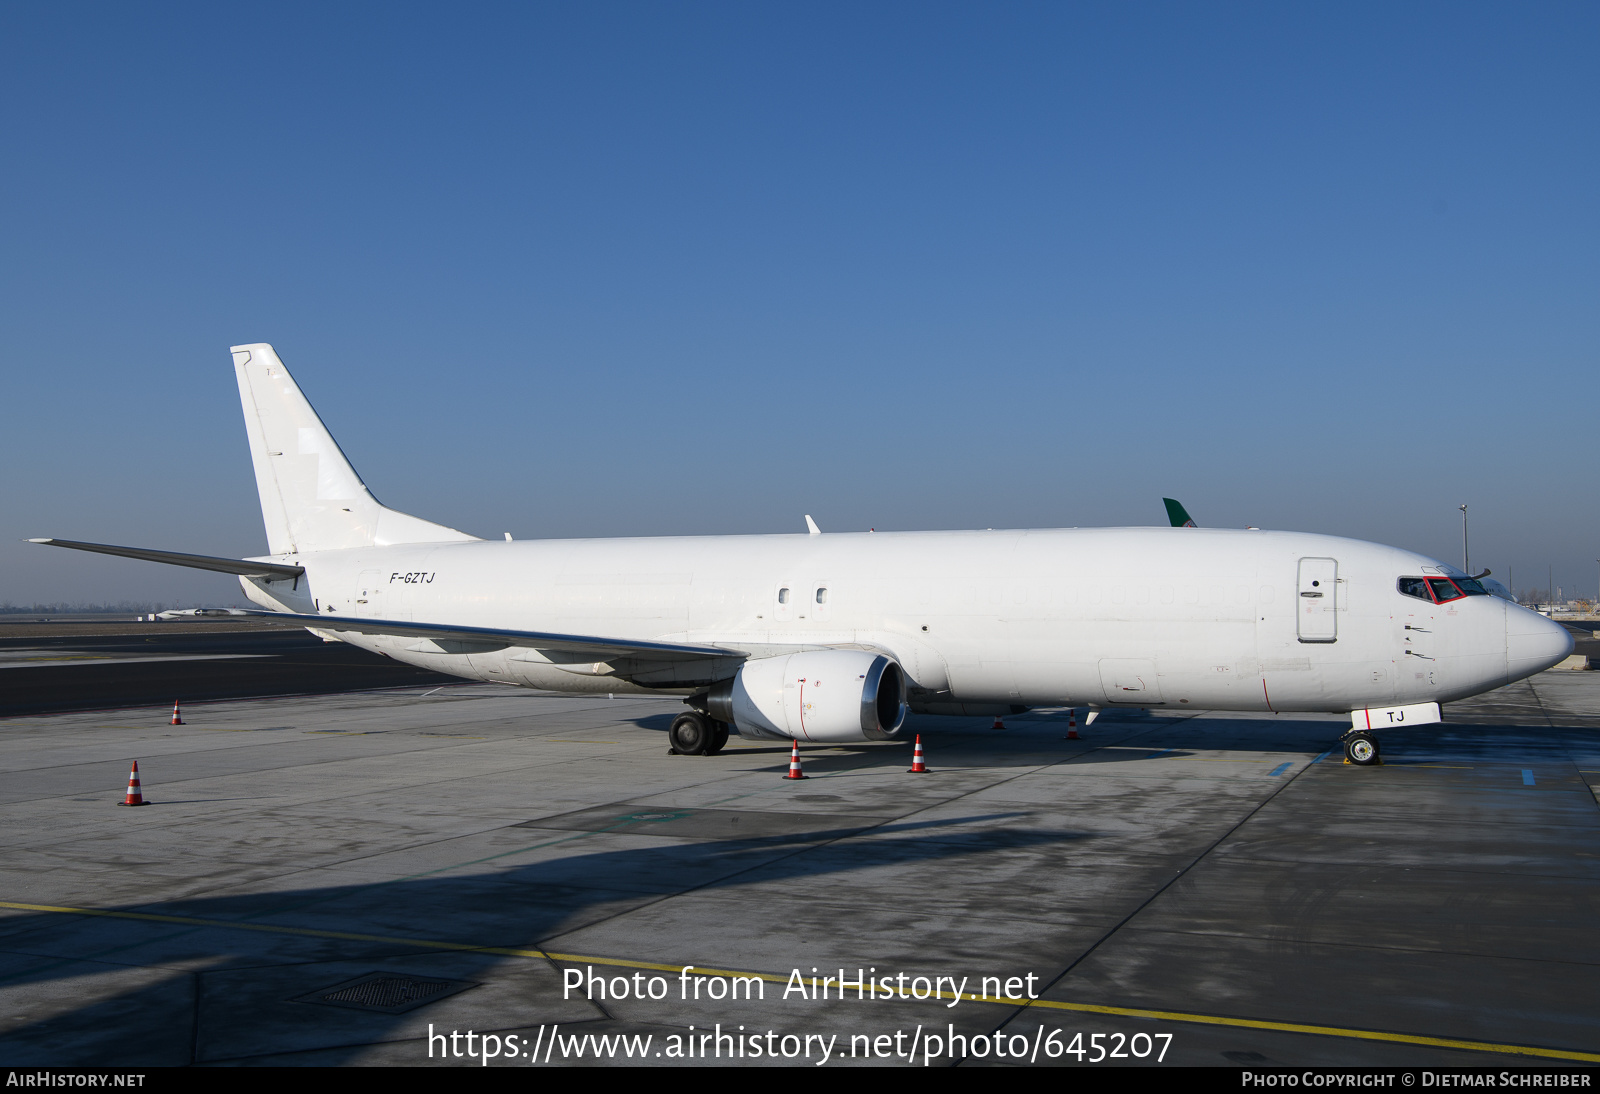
33 344 1572 766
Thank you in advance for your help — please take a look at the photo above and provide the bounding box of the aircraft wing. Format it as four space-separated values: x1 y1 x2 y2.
231 610 742 661
28 538 305 579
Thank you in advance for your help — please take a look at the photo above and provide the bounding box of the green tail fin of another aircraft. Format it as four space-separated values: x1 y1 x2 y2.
1163 498 1197 528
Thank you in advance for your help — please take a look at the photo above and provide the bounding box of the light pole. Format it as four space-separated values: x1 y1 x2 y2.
1458 504 1469 574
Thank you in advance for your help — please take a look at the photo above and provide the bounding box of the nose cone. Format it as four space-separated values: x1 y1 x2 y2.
1506 608 1575 682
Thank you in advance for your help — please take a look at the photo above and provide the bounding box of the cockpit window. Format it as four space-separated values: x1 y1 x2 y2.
1398 577 1431 601
1400 575 1490 604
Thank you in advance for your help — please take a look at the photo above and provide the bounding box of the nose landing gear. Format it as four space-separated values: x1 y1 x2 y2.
1342 730 1381 766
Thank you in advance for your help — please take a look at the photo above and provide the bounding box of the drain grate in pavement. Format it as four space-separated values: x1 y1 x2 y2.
295 972 476 1014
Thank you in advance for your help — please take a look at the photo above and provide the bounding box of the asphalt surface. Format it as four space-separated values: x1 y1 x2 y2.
0 622 454 715
0 665 1596 1067
1561 621 1600 665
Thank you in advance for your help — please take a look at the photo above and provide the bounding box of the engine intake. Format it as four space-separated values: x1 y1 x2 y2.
705 650 907 742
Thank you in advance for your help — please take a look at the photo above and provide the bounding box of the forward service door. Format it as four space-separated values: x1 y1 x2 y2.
1297 557 1338 643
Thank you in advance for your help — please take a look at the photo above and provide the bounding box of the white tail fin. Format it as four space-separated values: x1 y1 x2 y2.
232 343 478 554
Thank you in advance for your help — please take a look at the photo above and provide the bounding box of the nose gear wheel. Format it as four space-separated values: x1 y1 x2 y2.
1344 731 1380 766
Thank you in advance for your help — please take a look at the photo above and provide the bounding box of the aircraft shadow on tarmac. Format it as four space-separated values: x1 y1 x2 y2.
622 709 1356 767
5 715 1516 1063
0 812 1097 1065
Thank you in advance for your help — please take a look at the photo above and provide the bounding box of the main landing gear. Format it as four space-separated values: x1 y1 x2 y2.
668 710 729 756
1342 730 1381 766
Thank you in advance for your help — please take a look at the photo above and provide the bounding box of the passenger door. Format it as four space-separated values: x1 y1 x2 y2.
1297 557 1338 642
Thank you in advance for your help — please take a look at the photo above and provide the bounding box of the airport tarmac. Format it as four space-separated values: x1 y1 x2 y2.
1 673 1597 1067
0 621 453 716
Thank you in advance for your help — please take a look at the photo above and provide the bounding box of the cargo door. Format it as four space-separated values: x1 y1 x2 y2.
354 569 387 619
1297 557 1338 643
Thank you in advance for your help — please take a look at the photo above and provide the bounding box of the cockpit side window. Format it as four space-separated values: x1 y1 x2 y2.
1398 577 1432 602
1427 577 1467 603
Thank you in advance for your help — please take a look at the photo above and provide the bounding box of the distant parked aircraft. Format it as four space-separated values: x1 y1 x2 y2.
1163 498 1197 528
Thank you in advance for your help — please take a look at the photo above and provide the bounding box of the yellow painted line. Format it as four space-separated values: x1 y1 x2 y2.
2 900 1597 1062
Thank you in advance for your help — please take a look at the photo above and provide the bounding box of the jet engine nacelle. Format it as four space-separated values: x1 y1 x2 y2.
706 649 907 743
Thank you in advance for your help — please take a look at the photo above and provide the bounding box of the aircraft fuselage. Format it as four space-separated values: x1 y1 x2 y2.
241 525 1568 714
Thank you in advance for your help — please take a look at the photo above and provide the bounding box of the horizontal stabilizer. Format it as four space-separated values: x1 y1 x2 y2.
28 538 305 580
233 610 741 660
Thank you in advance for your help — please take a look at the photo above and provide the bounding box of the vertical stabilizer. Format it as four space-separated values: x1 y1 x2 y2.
1163 498 1198 528
232 344 478 554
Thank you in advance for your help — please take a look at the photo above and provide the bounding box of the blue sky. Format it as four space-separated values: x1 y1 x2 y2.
3 3 1596 605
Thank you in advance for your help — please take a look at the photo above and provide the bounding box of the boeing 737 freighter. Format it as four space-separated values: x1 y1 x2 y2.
33 344 1572 766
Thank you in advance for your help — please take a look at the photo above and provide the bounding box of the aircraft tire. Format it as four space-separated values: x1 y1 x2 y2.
1344 731 1380 766
707 720 730 755
670 712 712 756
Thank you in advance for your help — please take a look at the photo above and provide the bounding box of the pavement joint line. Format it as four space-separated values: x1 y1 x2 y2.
0 725 678 813
531 723 1175 971
0 924 213 986
206 796 857 921
995 742 1329 1049
2 899 1596 1064
379 815 674 884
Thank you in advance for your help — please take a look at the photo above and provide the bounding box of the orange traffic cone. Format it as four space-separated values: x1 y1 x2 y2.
118 761 148 806
169 701 184 726
991 716 1005 730
783 740 807 780
907 735 929 773
1066 709 1079 740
